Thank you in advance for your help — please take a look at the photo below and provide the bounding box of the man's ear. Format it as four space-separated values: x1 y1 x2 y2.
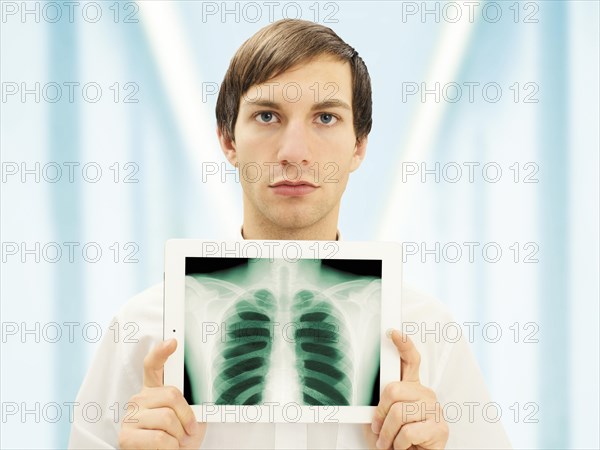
349 135 368 173
216 125 238 166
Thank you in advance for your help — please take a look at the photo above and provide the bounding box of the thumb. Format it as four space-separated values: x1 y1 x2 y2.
389 330 421 383
143 338 177 388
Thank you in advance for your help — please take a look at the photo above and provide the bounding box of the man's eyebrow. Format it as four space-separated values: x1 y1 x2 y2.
242 99 352 111
311 99 352 111
242 100 279 109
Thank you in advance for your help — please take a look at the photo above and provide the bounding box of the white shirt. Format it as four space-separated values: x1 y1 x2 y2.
69 229 512 449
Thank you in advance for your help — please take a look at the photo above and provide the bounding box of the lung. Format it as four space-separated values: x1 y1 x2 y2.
291 289 354 406
187 264 380 408
212 288 276 405
210 285 361 407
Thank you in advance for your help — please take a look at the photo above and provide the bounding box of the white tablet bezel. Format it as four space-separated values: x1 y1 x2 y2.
164 239 402 424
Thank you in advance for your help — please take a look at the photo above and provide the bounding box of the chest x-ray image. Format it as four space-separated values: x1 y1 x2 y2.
183 257 382 408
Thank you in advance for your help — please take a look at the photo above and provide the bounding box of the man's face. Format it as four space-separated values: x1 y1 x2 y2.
218 54 367 231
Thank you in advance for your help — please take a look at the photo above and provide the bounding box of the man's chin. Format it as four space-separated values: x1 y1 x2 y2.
272 218 315 230
267 212 322 232
255 198 334 231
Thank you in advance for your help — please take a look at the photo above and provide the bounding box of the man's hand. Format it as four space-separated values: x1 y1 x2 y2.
367 330 449 450
118 339 207 449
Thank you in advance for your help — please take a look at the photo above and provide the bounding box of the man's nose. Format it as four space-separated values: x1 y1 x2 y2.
276 120 313 165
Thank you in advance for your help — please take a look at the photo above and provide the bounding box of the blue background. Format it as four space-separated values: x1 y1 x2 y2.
1 1 598 448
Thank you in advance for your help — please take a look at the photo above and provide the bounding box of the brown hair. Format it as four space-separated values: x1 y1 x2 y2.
215 19 372 143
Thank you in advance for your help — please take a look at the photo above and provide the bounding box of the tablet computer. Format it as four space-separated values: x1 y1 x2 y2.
164 239 402 424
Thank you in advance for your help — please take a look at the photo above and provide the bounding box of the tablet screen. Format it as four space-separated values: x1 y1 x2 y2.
183 257 382 410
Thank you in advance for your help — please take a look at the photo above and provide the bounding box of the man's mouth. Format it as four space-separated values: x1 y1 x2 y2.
269 180 319 196
270 180 318 188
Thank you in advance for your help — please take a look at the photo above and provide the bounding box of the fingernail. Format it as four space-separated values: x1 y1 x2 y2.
188 420 200 434
375 437 384 449
371 420 379 433
385 328 394 339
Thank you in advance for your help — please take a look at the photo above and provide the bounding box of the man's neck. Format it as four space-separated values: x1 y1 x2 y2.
241 221 338 241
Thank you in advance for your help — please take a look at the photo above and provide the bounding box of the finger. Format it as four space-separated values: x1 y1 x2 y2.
143 339 177 388
119 428 179 450
361 423 380 450
139 385 200 436
371 382 431 434
374 401 435 449
390 330 421 383
392 419 440 450
181 421 208 450
133 407 187 444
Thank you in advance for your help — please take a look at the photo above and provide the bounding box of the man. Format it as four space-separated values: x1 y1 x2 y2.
69 19 512 449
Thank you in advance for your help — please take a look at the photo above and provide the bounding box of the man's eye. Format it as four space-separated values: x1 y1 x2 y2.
255 112 277 123
318 113 337 125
